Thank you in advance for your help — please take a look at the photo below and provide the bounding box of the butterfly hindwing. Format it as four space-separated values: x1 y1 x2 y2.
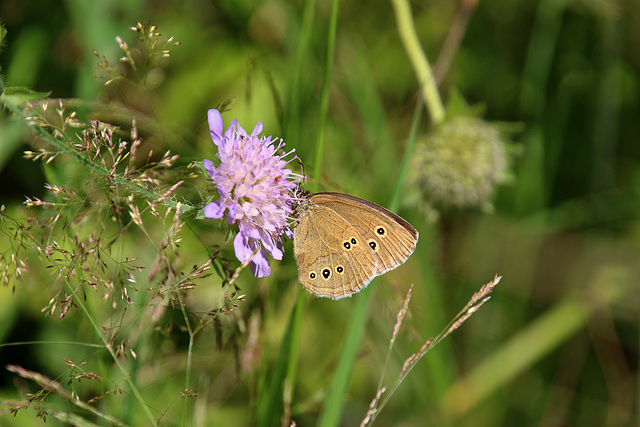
293 200 377 299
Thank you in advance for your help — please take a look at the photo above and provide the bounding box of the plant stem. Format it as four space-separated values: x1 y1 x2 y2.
391 0 445 125
64 279 158 426
313 0 340 184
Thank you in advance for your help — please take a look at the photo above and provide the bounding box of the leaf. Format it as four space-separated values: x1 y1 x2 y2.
1 86 50 106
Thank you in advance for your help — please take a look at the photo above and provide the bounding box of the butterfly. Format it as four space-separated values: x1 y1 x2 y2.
293 192 418 299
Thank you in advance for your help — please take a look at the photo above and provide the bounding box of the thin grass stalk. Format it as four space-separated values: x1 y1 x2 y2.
280 0 318 410
256 0 324 424
285 0 317 145
280 0 341 424
374 285 414 398
312 0 340 186
256 296 305 426
390 98 423 211
317 284 371 427
361 276 500 425
377 277 499 417
63 279 157 426
177 292 196 425
432 0 477 86
318 97 423 426
0 94 197 217
7 364 127 426
283 294 305 426
390 0 444 125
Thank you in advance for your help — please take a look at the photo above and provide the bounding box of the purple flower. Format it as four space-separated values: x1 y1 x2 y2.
203 109 301 278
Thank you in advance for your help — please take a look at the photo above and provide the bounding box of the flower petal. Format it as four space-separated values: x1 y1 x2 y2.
208 109 224 145
204 201 225 219
251 120 263 137
203 159 215 178
267 242 283 260
260 232 283 260
227 203 238 223
249 249 271 278
224 119 238 140
284 228 293 240
233 232 253 263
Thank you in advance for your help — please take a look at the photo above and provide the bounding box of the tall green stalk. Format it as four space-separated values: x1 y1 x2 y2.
313 0 340 183
391 0 444 125
317 98 423 427
318 1 436 424
256 0 326 425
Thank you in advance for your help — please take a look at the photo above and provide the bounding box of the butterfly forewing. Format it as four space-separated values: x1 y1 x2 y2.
310 193 419 275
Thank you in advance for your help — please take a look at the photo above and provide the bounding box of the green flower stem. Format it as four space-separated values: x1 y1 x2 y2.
0 93 197 216
391 0 445 125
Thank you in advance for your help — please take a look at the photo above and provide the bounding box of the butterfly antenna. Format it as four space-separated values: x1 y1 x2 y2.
294 157 306 198
299 158 306 186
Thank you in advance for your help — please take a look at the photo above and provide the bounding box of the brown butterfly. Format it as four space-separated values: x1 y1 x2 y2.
293 192 418 299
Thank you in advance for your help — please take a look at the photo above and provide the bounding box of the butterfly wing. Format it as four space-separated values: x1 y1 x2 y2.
293 200 378 299
310 193 419 276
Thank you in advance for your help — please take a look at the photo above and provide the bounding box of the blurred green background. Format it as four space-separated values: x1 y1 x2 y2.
0 0 639 426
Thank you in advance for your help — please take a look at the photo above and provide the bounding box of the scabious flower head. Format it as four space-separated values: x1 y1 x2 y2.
203 109 301 278
408 116 511 219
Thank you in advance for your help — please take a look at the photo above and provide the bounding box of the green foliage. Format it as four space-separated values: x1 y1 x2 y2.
1 87 50 106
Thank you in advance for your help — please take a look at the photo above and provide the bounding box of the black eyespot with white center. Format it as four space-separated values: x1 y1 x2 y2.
343 237 358 250
309 271 316 279
336 265 344 274
376 226 386 235
322 268 331 279
368 240 378 251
